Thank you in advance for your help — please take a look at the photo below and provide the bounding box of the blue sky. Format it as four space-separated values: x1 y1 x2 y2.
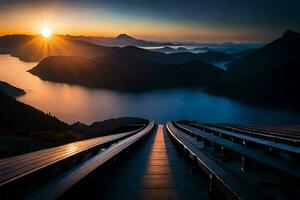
1 0 299 42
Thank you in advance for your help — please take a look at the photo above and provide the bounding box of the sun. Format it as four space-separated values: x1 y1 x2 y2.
41 27 52 38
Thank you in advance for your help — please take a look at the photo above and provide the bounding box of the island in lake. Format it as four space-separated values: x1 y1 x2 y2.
24 31 300 111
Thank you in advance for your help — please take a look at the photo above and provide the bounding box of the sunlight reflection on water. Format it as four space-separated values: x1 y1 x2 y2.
0 54 300 125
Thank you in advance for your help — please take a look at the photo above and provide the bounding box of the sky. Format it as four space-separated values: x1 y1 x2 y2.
0 0 299 42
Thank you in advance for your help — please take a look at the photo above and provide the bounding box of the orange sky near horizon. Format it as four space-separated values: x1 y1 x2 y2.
0 4 274 43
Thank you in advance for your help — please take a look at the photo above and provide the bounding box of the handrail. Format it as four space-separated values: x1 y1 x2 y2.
175 122 300 179
26 121 155 200
190 123 300 154
214 123 300 140
0 126 145 187
166 122 266 200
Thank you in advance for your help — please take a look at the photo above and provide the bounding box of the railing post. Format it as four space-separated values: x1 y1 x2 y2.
196 136 203 141
209 173 214 194
213 143 222 152
221 145 228 160
242 140 247 147
241 156 247 172
203 138 211 147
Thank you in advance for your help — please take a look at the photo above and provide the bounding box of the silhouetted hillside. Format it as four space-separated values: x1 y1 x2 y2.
109 34 173 47
209 30 300 110
198 51 236 63
0 90 68 134
0 90 149 157
231 49 256 58
0 89 148 136
0 34 173 63
0 81 25 97
66 33 173 47
72 117 148 136
0 35 235 65
61 34 264 51
0 89 81 154
29 55 226 90
166 51 235 65
197 42 264 54
152 46 189 54
0 35 114 62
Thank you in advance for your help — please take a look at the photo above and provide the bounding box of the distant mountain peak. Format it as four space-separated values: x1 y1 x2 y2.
115 33 135 40
282 30 300 39
161 46 174 50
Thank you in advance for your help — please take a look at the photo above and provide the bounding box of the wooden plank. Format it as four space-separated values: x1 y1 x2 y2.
216 124 300 141
236 124 300 135
26 121 155 200
177 123 300 179
0 126 144 167
74 124 209 200
89 188 208 200
166 122 267 200
0 127 144 187
191 123 300 154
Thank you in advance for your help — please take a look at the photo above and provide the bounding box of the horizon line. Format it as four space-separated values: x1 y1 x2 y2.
0 33 268 44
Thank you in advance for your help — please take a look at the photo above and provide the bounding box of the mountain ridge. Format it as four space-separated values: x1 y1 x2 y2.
0 81 25 97
0 34 235 65
208 30 300 110
29 55 226 91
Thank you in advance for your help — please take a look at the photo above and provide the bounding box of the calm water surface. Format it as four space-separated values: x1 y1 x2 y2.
1 54 300 125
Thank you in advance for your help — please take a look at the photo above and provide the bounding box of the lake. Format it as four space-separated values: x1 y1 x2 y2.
1 54 300 125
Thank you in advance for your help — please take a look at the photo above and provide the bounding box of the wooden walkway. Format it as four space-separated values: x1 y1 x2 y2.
63 125 209 200
177 123 300 179
0 122 299 199
194 124 300 154
0 130 139 187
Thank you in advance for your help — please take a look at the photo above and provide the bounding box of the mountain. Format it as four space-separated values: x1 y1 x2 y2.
116 47 235 65
0 34 264 64
0 34 114 62
0 87 147 141
192 47 212 53
177 47 188 51
0 84 146 137
66 34 173 47
29 55 226 91
209 30 300 110
197 43 264 54
167 51 236 65
0 35 233 65
0 89 148 157
227 30 300 80
110 33 172 46
152 46 189 54
0 88 84 157
0 34 174 62
0 90 68 134
152 46 176 53
231 48 256 58
115 34 134 40
95 35 263 52
0 81 25 97
72 117 147 136
197 51 236 63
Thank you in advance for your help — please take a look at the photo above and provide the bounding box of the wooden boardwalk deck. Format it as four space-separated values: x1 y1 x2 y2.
1 121 298 199
0 130 139 187
177 123 300 179
63 125 209 200
193 124 300 154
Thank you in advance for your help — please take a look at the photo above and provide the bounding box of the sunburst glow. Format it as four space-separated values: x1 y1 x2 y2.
41 27 52 38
